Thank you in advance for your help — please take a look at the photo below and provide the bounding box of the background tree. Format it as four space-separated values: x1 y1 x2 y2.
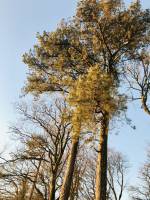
130 147 150 200
0 100 71 200
107 149 129 200
0 131 129 200
69 147 129 200
126 51 150 115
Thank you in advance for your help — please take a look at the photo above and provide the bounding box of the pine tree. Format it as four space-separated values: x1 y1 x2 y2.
23 1 150 199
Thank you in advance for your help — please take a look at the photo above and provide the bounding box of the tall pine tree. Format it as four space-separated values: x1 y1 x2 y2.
23 1 150 199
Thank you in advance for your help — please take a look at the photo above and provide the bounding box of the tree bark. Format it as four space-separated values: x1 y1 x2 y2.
28 157 43 200
59 138 79 200
95 113 109 200
49 174 56 200
141 95 150 115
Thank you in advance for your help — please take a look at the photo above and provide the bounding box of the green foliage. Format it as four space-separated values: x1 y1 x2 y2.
23 0 150 137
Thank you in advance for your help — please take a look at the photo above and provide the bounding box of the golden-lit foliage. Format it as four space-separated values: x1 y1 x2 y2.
23 0 149 93
23 0 150 137
25 135 46 157
68 65 126 137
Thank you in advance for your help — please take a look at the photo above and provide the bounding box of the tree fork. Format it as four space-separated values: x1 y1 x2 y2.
95 112 109 200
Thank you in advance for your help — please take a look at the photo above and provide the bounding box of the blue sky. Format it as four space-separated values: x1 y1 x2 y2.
0 0 150 198
0 0 77 147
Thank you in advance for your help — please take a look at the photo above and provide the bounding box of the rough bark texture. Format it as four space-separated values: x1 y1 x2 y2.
59 139 79 200
141 95 150 115
49 174 56 200
95 113 109 200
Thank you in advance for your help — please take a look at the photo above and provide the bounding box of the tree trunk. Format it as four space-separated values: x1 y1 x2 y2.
59 138 79 200
28 157 43 200
141 95 150 115
95 113 109 200
49 174 56 200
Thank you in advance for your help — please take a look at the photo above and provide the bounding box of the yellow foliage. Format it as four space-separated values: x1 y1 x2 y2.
68 65 119 138
23 0 148 140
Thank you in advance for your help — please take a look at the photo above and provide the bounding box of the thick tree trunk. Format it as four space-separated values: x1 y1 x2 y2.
141 95 150 115
49 174 56 200
59 138 79 200
95 113 109 200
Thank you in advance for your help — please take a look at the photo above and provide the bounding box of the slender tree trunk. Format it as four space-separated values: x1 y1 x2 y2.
95 113 109 200
59 138 79 200
28 155 43 200
49 174 56 200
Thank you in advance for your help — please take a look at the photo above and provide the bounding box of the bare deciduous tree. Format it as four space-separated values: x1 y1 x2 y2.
126 51 150 115
107 149 129 200
69 148 129 200
130 148 150 200
0 100 71 200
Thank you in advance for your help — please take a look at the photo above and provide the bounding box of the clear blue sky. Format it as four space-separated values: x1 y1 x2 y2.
0 0 150 199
